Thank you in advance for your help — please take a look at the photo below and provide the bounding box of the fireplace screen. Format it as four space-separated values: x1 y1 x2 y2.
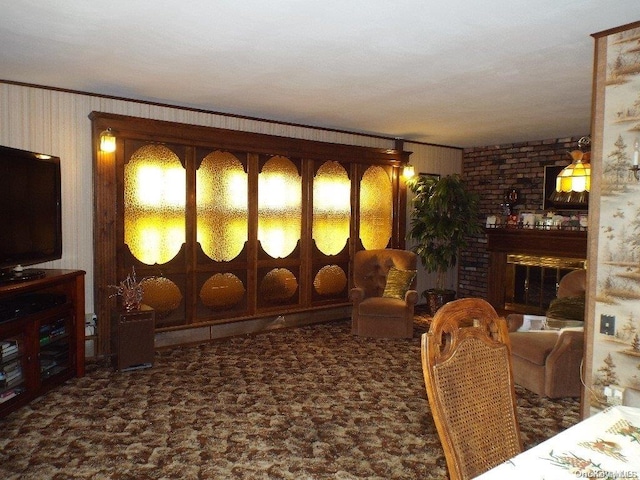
505 254 586 314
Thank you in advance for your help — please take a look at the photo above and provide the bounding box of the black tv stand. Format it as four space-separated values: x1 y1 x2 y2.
0 268 46 285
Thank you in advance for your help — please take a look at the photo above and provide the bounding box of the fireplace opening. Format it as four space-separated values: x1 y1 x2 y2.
504 254 586 314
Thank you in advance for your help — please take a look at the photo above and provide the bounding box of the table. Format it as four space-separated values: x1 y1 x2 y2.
476 405 640 479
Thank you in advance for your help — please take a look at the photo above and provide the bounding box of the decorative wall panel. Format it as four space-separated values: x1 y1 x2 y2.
124 144 185 265
313 161 351 255
196 150 248 262
313 264 348 296
359 165 393 250
199 273 245 310
258 156 302 259
91 112 409 351
259 268 299 305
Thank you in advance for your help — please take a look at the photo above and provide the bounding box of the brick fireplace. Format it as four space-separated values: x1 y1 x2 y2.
458 135 589 305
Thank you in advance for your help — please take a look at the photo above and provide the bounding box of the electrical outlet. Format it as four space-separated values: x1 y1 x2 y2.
85 313 97 336
604 385 624 406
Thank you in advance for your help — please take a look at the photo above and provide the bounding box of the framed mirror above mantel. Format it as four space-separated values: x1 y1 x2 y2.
485 228 587 314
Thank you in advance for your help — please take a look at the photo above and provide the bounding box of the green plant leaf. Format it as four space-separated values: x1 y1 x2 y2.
407 174 481 290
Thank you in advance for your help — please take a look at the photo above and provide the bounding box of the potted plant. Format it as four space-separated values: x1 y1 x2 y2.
407 174 481 314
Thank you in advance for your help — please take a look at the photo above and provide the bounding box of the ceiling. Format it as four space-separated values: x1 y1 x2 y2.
0 1 637 148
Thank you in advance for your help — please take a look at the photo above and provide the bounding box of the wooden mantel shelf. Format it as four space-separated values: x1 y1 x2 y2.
484 228 588 311
485 228 588 258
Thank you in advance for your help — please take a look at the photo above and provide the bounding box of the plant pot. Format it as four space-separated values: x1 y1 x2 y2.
424 289 456 316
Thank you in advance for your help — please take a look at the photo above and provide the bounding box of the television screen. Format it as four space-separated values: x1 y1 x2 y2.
0 145 62 275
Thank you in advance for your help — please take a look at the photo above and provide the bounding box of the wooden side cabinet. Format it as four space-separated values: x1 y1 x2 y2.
111 305 155 371
0 269 85 418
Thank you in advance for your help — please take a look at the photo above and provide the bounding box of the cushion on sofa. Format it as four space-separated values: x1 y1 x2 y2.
357 296 408 316
546 295 585 322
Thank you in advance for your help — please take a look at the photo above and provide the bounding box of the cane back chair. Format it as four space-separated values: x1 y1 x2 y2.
421 298 522 480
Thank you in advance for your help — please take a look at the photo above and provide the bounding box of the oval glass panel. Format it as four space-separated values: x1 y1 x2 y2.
313 265 347 296
200 273 246 310
197 151 248 262
140 277 183 315
259 268 298 302
124 144 185 265
258 156 301 258
359 165 392 250
313 161 351 255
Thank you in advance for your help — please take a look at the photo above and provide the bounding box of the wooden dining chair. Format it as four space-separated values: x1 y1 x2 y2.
421 298 522 480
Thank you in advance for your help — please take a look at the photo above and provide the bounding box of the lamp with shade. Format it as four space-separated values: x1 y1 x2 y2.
548 136 590 206
402 164 415 179
99 128 116 153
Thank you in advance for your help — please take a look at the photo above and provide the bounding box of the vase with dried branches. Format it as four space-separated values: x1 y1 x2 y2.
109 267 145 312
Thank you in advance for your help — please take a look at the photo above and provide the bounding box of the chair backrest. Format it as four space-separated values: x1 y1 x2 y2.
421 298 522 480
352 249 417 298
557 268 586 298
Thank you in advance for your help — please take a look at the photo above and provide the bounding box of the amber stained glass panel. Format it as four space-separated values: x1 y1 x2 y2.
140 276 183 316
313 265 347 296
313 161 350 255
196 151 248 262
124 144 185 265
359 165 392 250
200 273 246 310
258 156 301 258
259 268 298 303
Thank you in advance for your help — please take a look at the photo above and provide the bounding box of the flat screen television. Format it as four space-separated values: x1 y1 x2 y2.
0 145 62 283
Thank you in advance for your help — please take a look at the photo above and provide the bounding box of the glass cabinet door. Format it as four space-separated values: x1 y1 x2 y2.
1 332 27 407
38 312 73 383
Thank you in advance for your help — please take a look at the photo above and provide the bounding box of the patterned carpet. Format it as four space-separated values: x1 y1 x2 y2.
0 318 579 479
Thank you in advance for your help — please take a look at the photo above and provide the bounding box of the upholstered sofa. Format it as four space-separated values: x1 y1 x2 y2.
350 249 418 338
505 269 586 398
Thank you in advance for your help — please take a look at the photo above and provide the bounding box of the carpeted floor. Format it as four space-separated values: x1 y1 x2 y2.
0 317 579 479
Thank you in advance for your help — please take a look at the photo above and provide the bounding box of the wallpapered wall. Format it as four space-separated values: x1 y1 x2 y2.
588 23 640 412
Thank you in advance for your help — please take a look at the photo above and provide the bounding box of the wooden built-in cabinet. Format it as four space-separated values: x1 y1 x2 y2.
91 112 410 355
0 269 85 417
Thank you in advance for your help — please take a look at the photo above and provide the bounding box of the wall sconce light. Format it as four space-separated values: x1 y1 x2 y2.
630 137 639 181
549 136 591 205
99 128 116 153
403 164 415 179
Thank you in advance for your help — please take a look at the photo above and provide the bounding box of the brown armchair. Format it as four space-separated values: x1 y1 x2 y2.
506 269 586 398
350 249 418 338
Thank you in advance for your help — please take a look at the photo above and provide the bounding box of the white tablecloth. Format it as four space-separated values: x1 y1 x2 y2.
476 405 640 479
